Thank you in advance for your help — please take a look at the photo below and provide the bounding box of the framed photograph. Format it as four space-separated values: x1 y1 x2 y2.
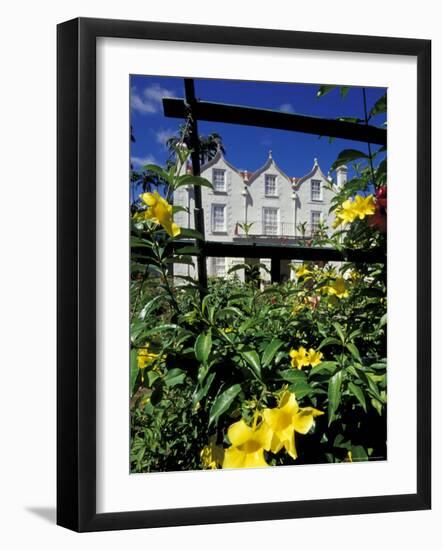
57 17 431 532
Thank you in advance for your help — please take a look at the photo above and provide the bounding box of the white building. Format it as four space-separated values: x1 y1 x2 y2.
173 149 347 281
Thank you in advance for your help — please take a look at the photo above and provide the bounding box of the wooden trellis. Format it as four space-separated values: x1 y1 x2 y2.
162 78 386 290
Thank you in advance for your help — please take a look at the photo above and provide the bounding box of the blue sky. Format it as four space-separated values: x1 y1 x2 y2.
130 75 386 182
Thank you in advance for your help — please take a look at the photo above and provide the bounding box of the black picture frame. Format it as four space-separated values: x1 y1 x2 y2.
57 17 431 532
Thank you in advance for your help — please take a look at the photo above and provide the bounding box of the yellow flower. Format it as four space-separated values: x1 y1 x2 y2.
262 391 324 460
327 277 349 299
223 327 234 333
137 343 160 370
295 265 312 278
347 269 360 281
289 346 310 369
352 194 376 219
290 346 323 368
333 194 376 227
200 436 224 469
292 302 307 314
222 419 270 469
140 191 181 237
307 348 323 367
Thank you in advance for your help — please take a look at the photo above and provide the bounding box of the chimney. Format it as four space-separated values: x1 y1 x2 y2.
336 165 348 188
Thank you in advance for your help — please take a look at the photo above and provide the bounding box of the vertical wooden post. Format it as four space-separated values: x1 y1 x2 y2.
184 78 208 294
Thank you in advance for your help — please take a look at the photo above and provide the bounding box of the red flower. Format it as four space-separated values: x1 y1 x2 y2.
369 186 387 233
376 186 387 209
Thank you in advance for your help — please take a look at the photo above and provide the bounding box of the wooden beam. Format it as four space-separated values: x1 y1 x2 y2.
183 79 208 293
163 240 386 264
163 98 386 146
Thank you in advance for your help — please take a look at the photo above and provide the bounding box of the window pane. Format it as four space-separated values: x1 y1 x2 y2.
212 205 226 232
265 174 277 196
311 210 321 233
311 180 321 201
213 169 226 191
263 207 278 235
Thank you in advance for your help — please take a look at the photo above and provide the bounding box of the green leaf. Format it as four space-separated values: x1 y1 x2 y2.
308 361 338 376
340 86 350 98
192 372 216 406
279 369 307 384
348 381 367 412
369 93 387 119
228 263 247 274
369 361 387 371
378 313 387 328
288 381 314 399
141 164 171 183
138 295 162 320
241 350 262 380
333 322 346 344
172 205 188 214
175 175 213 189
318 336 342 350
179 227 205 241
346 342 361 362
130 349 139 396
163 368 186 387
331 149 369 171
317 85 336 98
147 370 160 386
328 370 343 425
175 245 200 255
216 306 244 319
143 324 180 336
209 384 242 426
262 339 284 368
194 331 212 364
351 445 368 461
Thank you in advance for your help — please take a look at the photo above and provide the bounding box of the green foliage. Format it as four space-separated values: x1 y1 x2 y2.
130 100 387 471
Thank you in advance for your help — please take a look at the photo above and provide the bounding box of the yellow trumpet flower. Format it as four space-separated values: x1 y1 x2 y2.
140 191 181 237
222 419 271 469
262 391 324 460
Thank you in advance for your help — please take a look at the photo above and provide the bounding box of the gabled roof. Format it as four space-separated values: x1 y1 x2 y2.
247 150 292 185
196 149 330 186
200 148 242 175
294 158 331 188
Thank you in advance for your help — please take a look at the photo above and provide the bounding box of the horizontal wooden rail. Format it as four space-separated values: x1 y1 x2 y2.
132 239 385 264
196 241 385 263
163 98 387 146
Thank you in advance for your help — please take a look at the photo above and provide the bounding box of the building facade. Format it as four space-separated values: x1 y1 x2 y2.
173 149 347 281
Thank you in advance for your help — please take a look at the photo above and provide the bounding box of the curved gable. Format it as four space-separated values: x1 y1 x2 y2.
200 148 242 175
247 152 292 185
295 159 330 189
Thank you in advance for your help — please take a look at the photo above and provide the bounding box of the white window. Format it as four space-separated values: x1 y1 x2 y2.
212 204 226 232
311 180 322 201
263 207 279 235
212 257 226 277
213 169 226 192
265 174 277 196
311 210 322 233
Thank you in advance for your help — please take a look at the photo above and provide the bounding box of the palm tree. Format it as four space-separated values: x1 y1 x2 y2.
166 124 225 166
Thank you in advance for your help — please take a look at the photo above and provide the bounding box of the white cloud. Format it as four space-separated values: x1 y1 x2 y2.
131 83 177 115
155 128 176 147
131 154 157 168
131 94 157 114
279 102 295 114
